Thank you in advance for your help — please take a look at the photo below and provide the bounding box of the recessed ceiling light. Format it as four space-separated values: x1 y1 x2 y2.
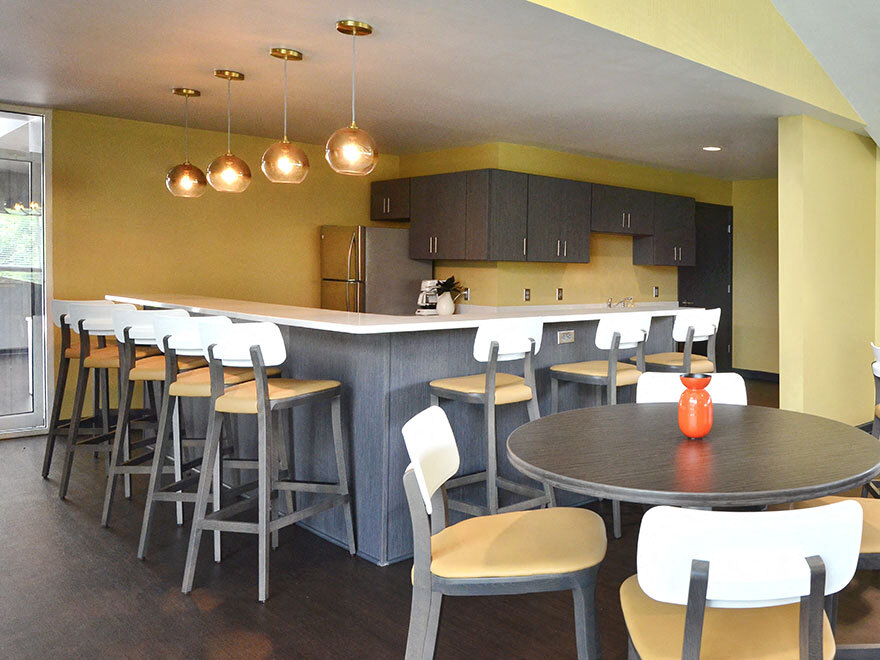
702 146 722 152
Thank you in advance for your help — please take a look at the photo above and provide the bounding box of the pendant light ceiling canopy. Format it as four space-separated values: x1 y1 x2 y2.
325 20 379 176
166 88 207 198
262 47 310 184
207 69 251 193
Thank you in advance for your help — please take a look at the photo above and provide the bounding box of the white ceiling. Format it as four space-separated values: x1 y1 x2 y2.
0 0 866 179
772 0 880 145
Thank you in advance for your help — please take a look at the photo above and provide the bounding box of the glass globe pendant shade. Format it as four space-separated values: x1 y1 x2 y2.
325 124 378 176
166 162 207 197
207 153 251 192
262 140 309 183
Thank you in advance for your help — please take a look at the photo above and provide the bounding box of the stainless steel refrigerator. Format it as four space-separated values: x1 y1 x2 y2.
320 226 432 315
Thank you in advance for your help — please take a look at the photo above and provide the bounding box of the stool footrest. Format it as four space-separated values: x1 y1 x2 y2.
112 465 153 475
120 452 154 468
152 491 212 504
447 500 489 517
181 438 207 447
76 431 115 446
224 459 259 470
445 472 487 490
201 497 260 524
160 474 201 493
496 476 546 499
270 495 347 532
497 496 551 513
201 519 257 533
274 480 341 494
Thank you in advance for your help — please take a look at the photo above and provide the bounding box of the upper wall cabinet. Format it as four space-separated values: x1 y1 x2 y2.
591 184 654 235
370 178 411 221
409 172 467 259
527 175 591 263
633 193 696 266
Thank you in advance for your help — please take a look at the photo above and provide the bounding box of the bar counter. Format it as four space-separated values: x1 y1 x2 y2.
108 294 689 565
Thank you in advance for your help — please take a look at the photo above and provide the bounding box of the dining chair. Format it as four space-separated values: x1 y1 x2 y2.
622 502 862 660
635 372 747 405
633 308 721 373
429 318 553 516
871 342 880 439
402 406 606 660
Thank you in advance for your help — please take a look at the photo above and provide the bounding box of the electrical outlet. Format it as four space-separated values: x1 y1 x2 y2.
523 288 531 302
557 330 574 344
556 287 563 301
463 288 470 302
653 286 659 298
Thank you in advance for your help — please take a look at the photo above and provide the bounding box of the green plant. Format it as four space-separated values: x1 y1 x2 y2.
435 276 464 299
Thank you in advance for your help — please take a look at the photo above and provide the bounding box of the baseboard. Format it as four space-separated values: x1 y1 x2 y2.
733 368 779 383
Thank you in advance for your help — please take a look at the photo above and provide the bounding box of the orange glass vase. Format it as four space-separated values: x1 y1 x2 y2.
678 374 713 439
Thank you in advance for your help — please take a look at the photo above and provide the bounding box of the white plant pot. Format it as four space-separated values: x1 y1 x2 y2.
436 291 456 316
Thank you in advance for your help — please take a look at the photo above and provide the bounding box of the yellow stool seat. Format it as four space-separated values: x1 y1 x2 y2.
82 345 160 369
620 574 835 660
215 378 340 414
644 351 714 373
128 355 208 382
550 360 642 386
429 373 533 406
789 496 880 554
169 366 281 398
875 403 880 419
428 507 606 579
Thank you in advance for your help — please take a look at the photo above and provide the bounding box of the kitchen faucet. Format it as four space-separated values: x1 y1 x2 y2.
607 296 634 308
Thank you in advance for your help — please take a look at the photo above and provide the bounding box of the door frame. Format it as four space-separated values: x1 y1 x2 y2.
0 103 53 438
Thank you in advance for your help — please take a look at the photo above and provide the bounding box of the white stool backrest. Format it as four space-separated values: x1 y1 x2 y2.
473 318 544 362
401 406 460 516
672 308 721 343
51 299 112 327
635 372 747 405
206 321 287 368
156 315 232 356
67 302 135 337
112 308 189 346
871 342 880 378
595 312 652 350
637 502 862 608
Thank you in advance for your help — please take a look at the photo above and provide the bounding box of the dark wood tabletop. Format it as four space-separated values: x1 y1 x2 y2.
507 403 880 507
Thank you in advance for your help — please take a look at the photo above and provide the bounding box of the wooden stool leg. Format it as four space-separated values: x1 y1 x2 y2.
485 398 498 515
171 398 184 525
100 367 111 434
182 410 222 595
137 388 175 559
257 408 271 603
59 362 90 499
269 410 282 551
422 591 443 659
573 569 601 660
612 499 622 539
331 395 356 555
101 379 135 526
42 354 70 478
212 414 224 563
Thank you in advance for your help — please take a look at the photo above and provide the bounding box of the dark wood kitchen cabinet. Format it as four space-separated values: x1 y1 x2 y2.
591 184 654 235
527 175 591 263
370 178 411 220
633 193 696 266
409 172 467 260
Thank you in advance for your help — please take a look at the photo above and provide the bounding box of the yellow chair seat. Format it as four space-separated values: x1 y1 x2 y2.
168 366 281 398
789 496 880 554
128 355 208 382
429 373 533 406
429 507 606 579
82 345 159 369
550 360 642 386
63 345 81 359
620 575 835 660
875 403 880 419
644 351 714 373
215 377 340 414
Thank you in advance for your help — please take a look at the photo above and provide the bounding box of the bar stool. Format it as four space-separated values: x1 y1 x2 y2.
101 308 207 527
137 314 281 560
57 302 161 499
549 312 652 412
42 298 114 478
429 318 553 516
181 321 356 602
636 308 720 373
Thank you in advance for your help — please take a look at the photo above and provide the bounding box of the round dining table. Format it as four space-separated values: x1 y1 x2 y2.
507 403 880 508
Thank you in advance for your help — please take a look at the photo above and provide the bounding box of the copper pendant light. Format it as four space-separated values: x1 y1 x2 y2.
325 20 378 176
262 48 310 184
207 70 251 192
166 88 207 197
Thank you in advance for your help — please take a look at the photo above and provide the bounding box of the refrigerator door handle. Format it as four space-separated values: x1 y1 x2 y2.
345 230 357 283
345 280 351 312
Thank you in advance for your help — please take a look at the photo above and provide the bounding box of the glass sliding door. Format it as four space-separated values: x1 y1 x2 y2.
0 110 46 435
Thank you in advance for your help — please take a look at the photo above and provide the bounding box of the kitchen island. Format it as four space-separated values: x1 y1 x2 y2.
109 294 692 565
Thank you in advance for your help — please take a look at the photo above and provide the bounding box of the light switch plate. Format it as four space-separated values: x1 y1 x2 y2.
653 286 659 298
556 287 563 301
557 330 574 344
523 288 531 301
463 288 470 302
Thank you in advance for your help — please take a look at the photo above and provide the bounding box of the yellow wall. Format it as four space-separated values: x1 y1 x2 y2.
528 0 861 124
731 179 779 373
778 115 877 425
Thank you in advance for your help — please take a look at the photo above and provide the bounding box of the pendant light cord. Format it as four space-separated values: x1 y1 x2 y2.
226 78 232 154
351 34 357 127
184 95 189 163
283 58 288 141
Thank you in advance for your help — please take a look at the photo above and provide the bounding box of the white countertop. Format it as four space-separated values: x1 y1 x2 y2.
106 294 694 335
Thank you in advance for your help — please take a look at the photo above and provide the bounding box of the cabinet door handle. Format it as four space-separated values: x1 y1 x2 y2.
523 237 527 256
434 236 438 254
563 240 567 257
556 239 561 257
628 213 631 228
622 212 626 228
429 237 433 254
385 197 390 214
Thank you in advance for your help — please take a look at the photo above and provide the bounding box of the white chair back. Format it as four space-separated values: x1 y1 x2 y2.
637 502 862 609
66 302 135 337
473 318 543 363
401 406 460 516
51 299 113 327
112 308 189 346
595 312 652 350
871 342 880 378
155 315 231 356
203 321 287 368
636 372 747 405
672 308 721 343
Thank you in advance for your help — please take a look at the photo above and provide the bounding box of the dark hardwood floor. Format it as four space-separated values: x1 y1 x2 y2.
2 380 878 659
